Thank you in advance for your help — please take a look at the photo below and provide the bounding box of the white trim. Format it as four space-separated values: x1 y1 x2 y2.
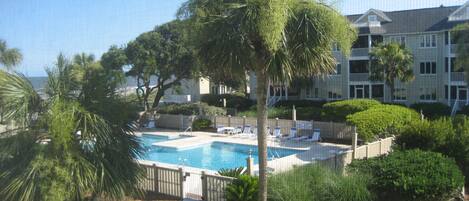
448 2 469 21
353 9 392 24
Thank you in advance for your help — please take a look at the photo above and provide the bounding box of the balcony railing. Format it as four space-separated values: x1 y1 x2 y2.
446 45 456 54
351 48 369 57
349 73 370 82
451 72 466 82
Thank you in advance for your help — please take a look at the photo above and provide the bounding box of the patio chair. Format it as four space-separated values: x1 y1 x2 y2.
216 125 226 134
304 129 321 143
242 125 252 134
281 128 297 140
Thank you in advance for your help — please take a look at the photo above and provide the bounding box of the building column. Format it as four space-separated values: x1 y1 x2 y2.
448 31 452 106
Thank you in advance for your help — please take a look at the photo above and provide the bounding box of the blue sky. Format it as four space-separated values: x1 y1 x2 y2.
0 0 467 77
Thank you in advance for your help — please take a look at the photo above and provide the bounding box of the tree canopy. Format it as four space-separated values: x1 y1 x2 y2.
453 23 469 82
0 39 22 70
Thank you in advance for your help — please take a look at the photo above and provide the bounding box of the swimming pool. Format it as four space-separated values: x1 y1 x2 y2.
139 134 187 147
140 141 305 171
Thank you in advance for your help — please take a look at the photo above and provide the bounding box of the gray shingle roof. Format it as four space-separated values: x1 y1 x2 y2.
347 6 469 35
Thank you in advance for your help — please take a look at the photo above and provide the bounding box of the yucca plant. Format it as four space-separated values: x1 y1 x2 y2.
218 167 246 178
0 53 143 201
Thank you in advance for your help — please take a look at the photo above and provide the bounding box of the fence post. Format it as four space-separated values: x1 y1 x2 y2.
178 168 184 199
179 114 184 131
228 115 232 127
329 121 333 137
213 115 217 128
243 116 247 129
366 144 369 159
275 118 279 128
246 156 254 176
352 127 358 160
153 164 159 193
379 139 383 155
201 171 207 200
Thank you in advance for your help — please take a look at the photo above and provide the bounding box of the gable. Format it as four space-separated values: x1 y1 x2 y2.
354 9 392 25
449 2 469 21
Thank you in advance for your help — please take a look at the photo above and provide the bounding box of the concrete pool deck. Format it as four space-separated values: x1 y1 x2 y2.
136 129 351 174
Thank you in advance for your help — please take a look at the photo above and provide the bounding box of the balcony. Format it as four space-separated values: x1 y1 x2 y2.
451 72 466 82
446 45 456 54
351 48 369 58
349 73 370 82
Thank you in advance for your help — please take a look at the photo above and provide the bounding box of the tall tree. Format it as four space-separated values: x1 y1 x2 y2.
369 42 414 102
453 23 469 82
125 20 197 111
0 54 142 201
0 40 22 70
178 1 356 200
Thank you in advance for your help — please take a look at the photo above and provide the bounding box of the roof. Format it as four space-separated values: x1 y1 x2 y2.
347 5 469 35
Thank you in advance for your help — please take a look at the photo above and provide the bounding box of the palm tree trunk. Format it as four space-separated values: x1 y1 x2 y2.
389 83 395 103
255 69 269 201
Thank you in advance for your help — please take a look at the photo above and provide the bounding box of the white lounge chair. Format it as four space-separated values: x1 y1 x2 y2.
304 129 321 143
273 127 282 138
242 125 252 134
216 125 226 134
281 128 297 140
147 120 155 129
292 135 309 142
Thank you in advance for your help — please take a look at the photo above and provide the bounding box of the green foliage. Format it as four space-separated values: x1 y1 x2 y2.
225 175 259 201
322 99 382 122
369 42 414 102
0 54 142 201
218 167 246 178
458 105 469 115
453 23 469 81
396 116 469 185
268 165 373 201
410 102 451 119
274 100 327 108
348 150 464 201
396 118 454 151
0 39 22 70
346 104 419 142
238 106 322 121
157 102 226 116
192 118 212 131
201 94 254 111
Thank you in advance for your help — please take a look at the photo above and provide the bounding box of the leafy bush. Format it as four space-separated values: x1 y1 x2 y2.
157 102 226 116
396 116 469 185
225 175 259 201
410 102 451 119
274 100 327 108
346 105 419 142
269 165 373 201
192 118 212 131
201 94 254 111
218 167 246 178
457 105 469 115
321 99 381 122
348 150 464 201
237 106 322 120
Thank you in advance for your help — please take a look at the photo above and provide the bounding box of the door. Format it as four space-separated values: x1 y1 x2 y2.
458 87 467 101
356 87 364 98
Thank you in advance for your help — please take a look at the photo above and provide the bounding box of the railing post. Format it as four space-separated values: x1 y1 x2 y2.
178 168 184 199
179 114 184 131
379 139 383 155
153 164 159 193
246 156 254 176
352 126 358 160
228 115 232 127
275 118 279 128
201 171 207 200
213 115 217 128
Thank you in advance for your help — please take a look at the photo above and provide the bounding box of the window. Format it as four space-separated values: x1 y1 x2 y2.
332 63 341 75
420 34 437 48
445 57 463 72
419 62 436 74
305 87 319 99
389 36 406 46
368 15 378 22
350 60 369 73
328 91 342 100
420 88 437 101
371 35 384 47
371 84 384 98
445 32 457 45
393 88 407 101
353 36 369 49
332 43 340 52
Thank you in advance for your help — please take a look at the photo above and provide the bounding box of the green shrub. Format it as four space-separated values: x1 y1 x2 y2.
346 105 419 142
321 99 381 122
225 175 259 201
457 105 469 115
348 150 464 201
410 102 451 119
192 119 212 131
396 118 454 151
157 102 226 116
201 94 254 111
448 116 469 185
218 167 246 178
269 165 373 201
237 106 322 120
274 100 327 108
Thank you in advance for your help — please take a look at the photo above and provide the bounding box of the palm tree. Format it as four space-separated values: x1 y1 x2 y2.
0 53 142 201
0 40 22 70
178 1 357 200
369 42 414 102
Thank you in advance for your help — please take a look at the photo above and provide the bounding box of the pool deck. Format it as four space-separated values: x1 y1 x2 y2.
136 129 351 174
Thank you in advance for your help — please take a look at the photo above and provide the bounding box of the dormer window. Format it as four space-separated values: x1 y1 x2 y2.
368 15 378 22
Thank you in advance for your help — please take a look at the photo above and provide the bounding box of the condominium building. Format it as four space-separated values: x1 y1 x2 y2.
250 2 469 108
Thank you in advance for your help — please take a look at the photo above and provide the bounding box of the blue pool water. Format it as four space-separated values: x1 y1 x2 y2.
140 140 304 171
139 134 186 147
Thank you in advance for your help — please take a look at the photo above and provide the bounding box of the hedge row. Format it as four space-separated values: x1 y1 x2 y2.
157 102 226 116
201 94 254 111
321 99 382 122
410 102 451 120
348 150 464 201
346 105 420 142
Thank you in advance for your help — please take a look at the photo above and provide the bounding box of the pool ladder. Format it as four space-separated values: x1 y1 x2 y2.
181 126 193 137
